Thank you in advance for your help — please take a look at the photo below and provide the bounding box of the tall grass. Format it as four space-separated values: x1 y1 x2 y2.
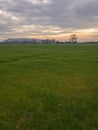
0 44 98 130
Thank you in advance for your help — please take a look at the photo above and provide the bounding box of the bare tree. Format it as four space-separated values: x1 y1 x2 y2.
69 34 77 43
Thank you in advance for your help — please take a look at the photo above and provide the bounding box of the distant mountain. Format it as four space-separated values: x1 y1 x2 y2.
1 38 43 44
1 38 57 44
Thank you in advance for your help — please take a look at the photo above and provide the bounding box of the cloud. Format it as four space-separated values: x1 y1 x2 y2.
26 0 51 5
0 0 98 41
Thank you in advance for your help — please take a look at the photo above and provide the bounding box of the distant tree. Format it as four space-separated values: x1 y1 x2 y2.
69 34 77 43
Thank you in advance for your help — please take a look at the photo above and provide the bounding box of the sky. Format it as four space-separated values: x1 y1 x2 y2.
0 0 98 42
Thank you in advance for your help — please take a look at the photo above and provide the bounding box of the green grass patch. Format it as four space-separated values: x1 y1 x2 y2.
0 44 98 130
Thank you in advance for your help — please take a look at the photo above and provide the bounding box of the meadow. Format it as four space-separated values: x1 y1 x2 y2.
0 44 98 130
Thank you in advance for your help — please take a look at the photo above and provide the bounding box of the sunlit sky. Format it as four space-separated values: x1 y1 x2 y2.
0 0 98 42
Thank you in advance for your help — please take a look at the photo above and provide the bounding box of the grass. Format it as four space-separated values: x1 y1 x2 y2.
0 44 98 130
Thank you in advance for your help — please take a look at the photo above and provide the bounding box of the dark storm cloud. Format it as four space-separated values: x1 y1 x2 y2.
0 0 98 40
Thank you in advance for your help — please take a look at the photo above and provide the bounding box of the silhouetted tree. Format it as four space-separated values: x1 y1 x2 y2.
69 34 77 43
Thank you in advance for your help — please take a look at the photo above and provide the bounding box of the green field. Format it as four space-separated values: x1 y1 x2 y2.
0 44 98 130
